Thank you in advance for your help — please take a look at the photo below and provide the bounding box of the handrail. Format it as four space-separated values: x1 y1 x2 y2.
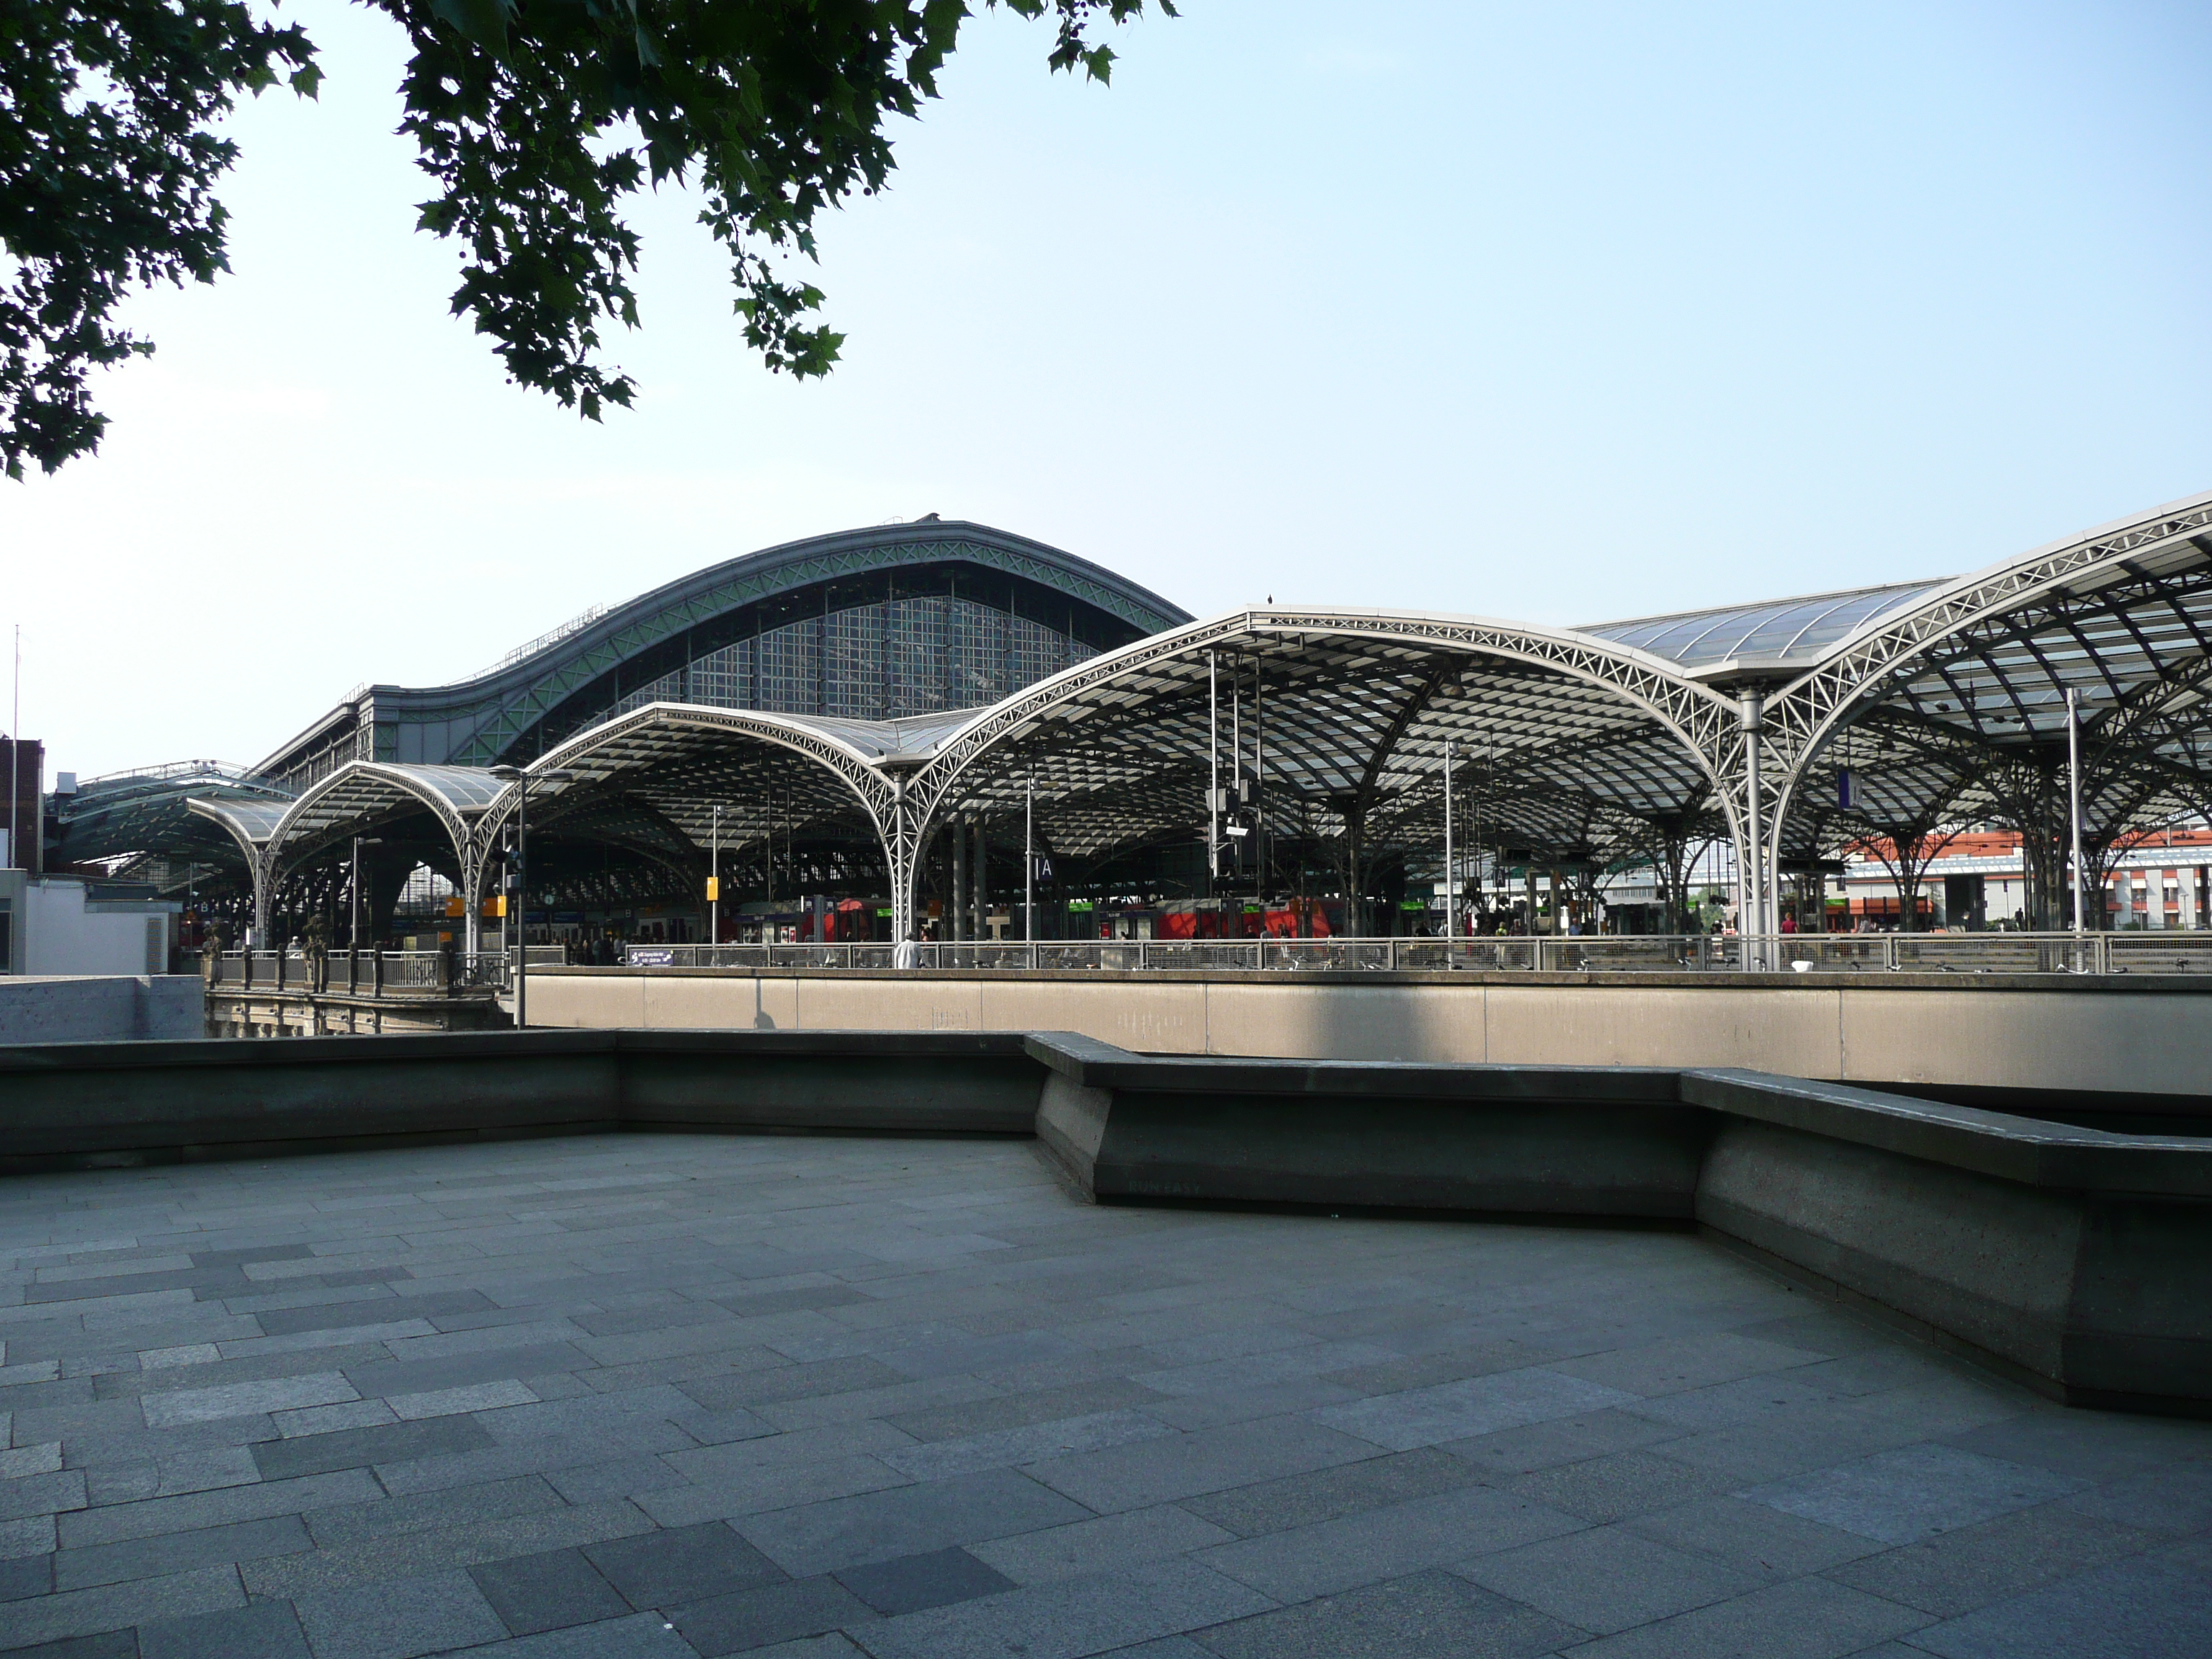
614 932 2194 976
208 949 515 994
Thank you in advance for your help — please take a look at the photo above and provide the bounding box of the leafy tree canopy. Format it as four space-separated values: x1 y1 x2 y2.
1 0 1167 480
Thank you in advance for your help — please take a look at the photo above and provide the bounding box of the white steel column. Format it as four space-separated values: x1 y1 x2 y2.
886 778 915 950
973 819 987 938
461 845 483 956
1739 693 1766 953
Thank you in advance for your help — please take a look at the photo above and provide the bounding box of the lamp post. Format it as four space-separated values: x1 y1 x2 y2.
1208 651 1219 889
2067 686 2085 938
1443 740 1456 953
488 765 575 1028
710 803 722 951
349 836 383 949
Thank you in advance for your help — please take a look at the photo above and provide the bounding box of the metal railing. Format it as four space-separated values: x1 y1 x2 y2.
208 945 566 995
618 932 2210 976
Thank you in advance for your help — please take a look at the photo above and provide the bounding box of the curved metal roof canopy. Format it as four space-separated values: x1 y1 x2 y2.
904 610 1737 876
166 489 2212 943
57 763 291 875
1756 489 2212 920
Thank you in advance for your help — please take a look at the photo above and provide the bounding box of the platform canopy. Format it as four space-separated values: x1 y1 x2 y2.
487 704 978 916
53 763 291 880
143 489 2212 940
432 490 2212 938
904 608 1736 882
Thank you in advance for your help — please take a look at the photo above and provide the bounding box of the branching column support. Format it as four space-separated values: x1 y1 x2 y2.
459 842 489 956
885 777 916 947
251 853 274 950
1738 693 1768 949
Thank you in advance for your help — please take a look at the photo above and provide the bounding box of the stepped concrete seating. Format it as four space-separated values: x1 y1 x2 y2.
1 1029 2206 1413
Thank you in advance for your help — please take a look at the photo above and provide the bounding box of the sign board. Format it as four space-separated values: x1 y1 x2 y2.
706 876 719 902
631 947 676 967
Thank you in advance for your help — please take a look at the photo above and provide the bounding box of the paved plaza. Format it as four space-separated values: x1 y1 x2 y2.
0 1132 2208 1659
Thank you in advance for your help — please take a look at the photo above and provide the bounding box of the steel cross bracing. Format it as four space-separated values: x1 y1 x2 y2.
1761 500 2212 848
498 702 912 938
253 763 511 950
906 610 1743 850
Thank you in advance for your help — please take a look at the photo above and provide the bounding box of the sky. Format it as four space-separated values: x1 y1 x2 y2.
6 0 2211 781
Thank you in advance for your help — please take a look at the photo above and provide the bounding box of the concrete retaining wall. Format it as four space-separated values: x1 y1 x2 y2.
523 967 2212 1098
0 975 204 1043
1026 1039 2212 1413
0 1028 2205 1413
0 1030 1038 1166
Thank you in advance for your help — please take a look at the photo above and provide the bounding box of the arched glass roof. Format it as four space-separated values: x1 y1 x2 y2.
1583 581 1942 672
56 763 291 868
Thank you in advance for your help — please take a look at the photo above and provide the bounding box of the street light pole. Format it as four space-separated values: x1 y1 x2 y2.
710 804 721 950
2068 686 2086 936
349 835 383 949
1208 651 1219 889
1024 773 1035 944
1443 740 1456 953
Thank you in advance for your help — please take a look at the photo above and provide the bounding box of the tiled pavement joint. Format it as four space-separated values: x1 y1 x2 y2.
0 1133 2206 1657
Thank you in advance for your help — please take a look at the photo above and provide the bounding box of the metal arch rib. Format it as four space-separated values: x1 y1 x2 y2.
183 797 290 860
504 702 901 830
1766 493 2212 756
263 761 500 880
1760 494 2212 842
904 608 1745 836
485 701 912 938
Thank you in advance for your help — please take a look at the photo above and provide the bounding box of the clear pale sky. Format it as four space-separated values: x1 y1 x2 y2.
7 0 2209 781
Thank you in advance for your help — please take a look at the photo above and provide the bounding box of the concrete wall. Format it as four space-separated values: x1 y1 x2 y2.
0 975 204 1043
0 1028 2206 1410
524 968 2212 1097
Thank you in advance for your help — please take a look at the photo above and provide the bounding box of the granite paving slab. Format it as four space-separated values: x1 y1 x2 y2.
0 1132 2206 1658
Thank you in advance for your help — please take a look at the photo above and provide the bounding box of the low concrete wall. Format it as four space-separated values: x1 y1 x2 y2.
1682 1072 2212 1413
526 966 2212 1099
0 1030 1038 1169
1033 1043 1704 1218
1 1028 2205 1413
1026 1038 2212 1414
0 974 204 1043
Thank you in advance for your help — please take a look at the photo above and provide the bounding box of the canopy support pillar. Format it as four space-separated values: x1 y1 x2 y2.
251 855 273 950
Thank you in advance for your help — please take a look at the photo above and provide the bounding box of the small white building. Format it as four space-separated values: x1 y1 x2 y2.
0 871 180 976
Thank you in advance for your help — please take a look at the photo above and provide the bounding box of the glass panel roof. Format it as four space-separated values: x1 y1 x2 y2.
1582 581 1944 669
185 798 292 845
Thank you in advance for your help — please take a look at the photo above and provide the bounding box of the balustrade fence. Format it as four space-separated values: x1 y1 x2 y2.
210 945 567 995
619 932 2210 976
